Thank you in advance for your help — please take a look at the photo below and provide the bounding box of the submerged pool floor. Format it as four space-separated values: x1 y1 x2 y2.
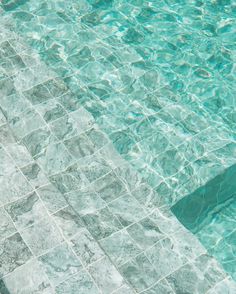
2 0 236 207
0 0 236 293
172 164 236 282
197 198 236 281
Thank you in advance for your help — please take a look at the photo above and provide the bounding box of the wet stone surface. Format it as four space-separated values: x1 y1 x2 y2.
0 2 235 292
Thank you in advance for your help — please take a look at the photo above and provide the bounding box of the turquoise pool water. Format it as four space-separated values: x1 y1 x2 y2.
0 0 236 292
172 164 236 281
2 0 236 205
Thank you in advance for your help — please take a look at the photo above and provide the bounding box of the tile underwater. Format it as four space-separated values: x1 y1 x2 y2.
0 0 236 293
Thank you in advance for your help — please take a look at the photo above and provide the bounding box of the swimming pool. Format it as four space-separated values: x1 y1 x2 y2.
0 0 236 293
172 164 236 281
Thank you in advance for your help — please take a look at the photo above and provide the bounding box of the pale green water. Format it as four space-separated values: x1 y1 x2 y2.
1 0 236 291
172 164 236 280
2 0 236 203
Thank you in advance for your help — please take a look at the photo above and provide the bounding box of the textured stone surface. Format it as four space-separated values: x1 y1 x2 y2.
0 15 235 293
0 146 32 205
52 206 84 239
64 188 106 216
37 183 67 214
82 206 123 240
0 208 16 240
39 242 83 287
20 217 64 256
120 253 159 292
143 279 174 294
146 237 188 280
5 191 46 230
100 229 141 267
70 229 105 266
3 260 53 294
88 256 125 294
0 233 32 277
21 162 49 189
207 277 236 294
55 270 100 294
166 254 227 294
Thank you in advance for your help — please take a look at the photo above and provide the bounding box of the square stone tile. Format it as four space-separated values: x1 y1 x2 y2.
78 154 111 183
149 208 183 235
108 193 147 227
64 188 106 216
53 206 84 239
44 78 68 98
5 191 46 230
0 124 15 146
91 171 128 203
113 285 135 294
88 256 125 294
0 232 32 278
132 183 163 212
0 77 16 97
120 253 158 292
0 93 31 121
1 54 26 76
194 254 227 286
23 81 54 105
127 216 165 250
12 67 40 91
6 142 33 167
83 98 107 121
64 133 96 159
0 207 16 240
0 41 17 58
0 112 6 126
0 167 32 205
170 227 206 260
114 164 143 193
39 242 83 287
55 270 100 294
70 108 95 133
49 115 79 141
70 229 105 266
37 183 67 214
85 127 109 150
166 254 226 294
110 129 137 156
146 237 188 280
142 279 174 294
21 217 64 256
99 142 127 167
66 46 95 69
154 181 173 206
36 98 67 123
82 207 123 240
36 142 74 176
100 229 141 267
0 145 16 174
22 126 58 158
9 107 45 140
57 92 81 113
49 163 88 194
2 259 52 294
211 231 236 280
207 277 236 294
21 163 49 189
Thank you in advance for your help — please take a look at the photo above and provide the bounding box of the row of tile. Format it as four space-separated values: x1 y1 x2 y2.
1 0 235 209
0 24 234 293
